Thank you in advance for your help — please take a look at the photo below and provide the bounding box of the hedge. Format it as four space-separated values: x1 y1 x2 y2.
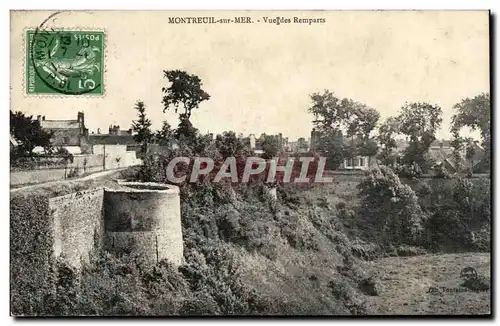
10 194 55 316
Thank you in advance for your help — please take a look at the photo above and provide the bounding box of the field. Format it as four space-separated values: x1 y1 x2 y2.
361 253 491 315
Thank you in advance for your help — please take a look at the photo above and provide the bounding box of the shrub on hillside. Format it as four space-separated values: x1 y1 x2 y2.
180 245 270 315
419 177 491 251
19 245 274 316
357 166 426 247
10 195 55 316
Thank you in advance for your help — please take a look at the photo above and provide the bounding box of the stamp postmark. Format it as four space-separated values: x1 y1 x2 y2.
26 29 105 95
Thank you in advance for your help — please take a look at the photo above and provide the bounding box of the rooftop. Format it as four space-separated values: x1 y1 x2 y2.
40 120 80 129
89 134 138 145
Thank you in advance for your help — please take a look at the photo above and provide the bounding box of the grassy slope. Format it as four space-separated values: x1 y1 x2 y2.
361 253 491 315
226 179 490 315
225 181 369 314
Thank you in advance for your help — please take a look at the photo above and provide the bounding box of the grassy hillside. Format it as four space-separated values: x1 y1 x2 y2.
361 253 490 315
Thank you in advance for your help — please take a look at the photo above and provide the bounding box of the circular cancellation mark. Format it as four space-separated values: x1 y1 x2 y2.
29 11 104 95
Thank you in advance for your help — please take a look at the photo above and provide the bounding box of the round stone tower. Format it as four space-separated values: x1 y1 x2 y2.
102 182 183 266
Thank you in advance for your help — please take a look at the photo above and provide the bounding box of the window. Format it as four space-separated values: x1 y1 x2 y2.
359 157 365 167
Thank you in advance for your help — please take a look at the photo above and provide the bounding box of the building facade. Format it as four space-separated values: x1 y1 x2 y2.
39 112 91 153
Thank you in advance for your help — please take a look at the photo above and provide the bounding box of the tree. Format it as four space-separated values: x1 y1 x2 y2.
316 129 345 169
377 117 400 156
131 101 153 153
155 121 175 148
162 70 210 121
358 138 379 166
215 131 250 158
308 90 380 168
450 131 464 174
451 93 490 169
465 141 476 164
10 110 53 157
161 70 210 146
54 146 74 178
397 102 442 173
357 166 426 246
258 134 282 159
174 117 199 148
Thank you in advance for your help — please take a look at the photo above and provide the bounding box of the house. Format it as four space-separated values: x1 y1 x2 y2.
341 156 373 170
108 125 133 136
89 133 140 154
38 112 91 154
428 139 487 174
310 128 373 170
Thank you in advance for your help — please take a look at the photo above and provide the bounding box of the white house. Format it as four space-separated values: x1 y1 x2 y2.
342 155 371 170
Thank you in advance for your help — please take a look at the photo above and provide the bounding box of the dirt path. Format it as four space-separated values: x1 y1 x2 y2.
361 253 491 315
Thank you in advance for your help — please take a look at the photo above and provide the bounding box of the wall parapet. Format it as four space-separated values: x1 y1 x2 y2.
44 182 182 268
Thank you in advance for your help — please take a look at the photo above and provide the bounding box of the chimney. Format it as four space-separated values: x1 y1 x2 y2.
37 115 41 122
128 128 132 135
97 128 101 134
440 141 443 149
42 116 45 121
249 134 256 149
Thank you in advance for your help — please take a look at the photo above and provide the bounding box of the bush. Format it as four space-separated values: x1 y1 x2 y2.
357 166 426 247
394 162 423 179
419 177 491 252
180 245 270 315
10 195 55 316
433 163 451 179
67 166 79 179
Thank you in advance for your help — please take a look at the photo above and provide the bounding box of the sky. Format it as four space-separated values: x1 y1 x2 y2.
11 10 490 140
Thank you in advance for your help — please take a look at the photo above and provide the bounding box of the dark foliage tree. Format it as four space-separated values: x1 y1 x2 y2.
155 121 175 147
397 102 442 173
10 110 53 157
376 116 400 166
175 116 200 148
258 134 282 159
162 70 210 120
358 138 379 166
308 90 380 168
316 130 345 169
215 131 250 159
161 70 211 148
465 141 477 164
451 93 490 172
131 101 153 153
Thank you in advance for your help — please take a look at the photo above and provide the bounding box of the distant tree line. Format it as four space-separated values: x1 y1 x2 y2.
308 90 490 177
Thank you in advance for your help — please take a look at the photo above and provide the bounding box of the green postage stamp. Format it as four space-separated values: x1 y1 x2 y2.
26 30 105 95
